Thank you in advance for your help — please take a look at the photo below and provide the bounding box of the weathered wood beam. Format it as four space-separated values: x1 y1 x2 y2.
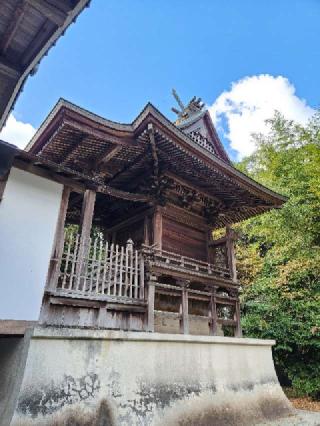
13 157 150 203
97 184 152 203
45 186 71 290
94 145 122 168
50 296 101 309
0 1 27 55
76 189 96 282
79 189 96 239
26 0 67 26
108 149 149 183
61 134 89 166
153 207 162 249
13 158 86 193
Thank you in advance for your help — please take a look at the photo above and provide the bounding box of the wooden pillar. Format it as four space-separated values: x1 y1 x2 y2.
80 189 96 235
209 288 218 335
144 215 150 245
206 230 214 264
226 226 237 282
76 189 96 283
180 284 189 334
46 186 71 290
147 277 156 332
235 299 242 337
153 207 162 249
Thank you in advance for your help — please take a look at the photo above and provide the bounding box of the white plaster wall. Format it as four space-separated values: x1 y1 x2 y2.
0 168 62 320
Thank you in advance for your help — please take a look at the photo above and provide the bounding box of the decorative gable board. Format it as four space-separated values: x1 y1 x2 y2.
177 110 231 164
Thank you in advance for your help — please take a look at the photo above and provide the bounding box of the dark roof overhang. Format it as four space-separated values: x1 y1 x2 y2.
0 0 91 131
24 99 287 226
0 139 151 204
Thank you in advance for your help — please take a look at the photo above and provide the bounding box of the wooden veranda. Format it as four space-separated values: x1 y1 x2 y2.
42 216 242 337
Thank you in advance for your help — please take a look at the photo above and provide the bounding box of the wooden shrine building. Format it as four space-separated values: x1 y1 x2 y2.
25 93 286 336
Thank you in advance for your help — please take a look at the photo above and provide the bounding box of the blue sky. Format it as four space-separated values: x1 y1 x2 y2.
1 0 319 159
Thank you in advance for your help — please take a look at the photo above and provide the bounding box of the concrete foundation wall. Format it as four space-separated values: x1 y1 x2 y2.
7 327 292 426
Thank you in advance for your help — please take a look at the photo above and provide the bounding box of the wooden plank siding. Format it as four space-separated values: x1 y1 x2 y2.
162 215 208 261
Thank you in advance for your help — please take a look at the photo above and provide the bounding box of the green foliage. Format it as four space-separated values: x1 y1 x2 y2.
236 112 320 399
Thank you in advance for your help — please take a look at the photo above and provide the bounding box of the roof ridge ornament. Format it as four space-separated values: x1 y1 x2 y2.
171 89 205 124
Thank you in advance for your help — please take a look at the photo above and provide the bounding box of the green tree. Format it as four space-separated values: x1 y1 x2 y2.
236 112 320 399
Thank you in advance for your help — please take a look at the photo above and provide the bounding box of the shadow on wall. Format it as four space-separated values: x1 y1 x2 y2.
0 336 31 426
13 399 116 426
13 387 293 426
158 387 293 426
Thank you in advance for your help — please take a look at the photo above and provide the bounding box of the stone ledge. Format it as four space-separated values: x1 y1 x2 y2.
32 326 275 346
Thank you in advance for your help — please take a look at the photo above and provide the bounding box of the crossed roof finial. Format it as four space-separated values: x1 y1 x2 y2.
171 89 205 123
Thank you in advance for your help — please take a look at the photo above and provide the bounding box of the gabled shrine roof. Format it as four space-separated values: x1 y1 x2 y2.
25 98 287 228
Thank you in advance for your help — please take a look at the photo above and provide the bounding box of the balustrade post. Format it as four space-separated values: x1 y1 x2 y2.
139 253 145 299
76 189 96 288
235 298 242 337
209 287 218 335
126 238 134 252
147 275 156 332
179 281 189 334
226 226 237 282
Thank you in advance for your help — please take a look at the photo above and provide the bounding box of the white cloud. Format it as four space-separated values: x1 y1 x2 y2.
0 114 36 149
209 74 315 159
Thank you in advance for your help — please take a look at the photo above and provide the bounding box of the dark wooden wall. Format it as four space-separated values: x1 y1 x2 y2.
104 204 211 262
162 215 208 261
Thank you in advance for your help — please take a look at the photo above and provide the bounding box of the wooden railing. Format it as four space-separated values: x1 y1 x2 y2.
148 247 231 280
52 235 234 303
55 233 145 300
44 233 241 334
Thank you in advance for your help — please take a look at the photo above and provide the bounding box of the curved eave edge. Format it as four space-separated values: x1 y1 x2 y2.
26 100 288 206
26 97 136 151
140 104 288 206
0 0 91 132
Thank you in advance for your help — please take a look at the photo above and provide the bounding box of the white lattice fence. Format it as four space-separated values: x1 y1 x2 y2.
56 233 145 300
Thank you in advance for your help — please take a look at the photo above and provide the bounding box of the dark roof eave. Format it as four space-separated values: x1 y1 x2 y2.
0 0 91 131
25 100 288 206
